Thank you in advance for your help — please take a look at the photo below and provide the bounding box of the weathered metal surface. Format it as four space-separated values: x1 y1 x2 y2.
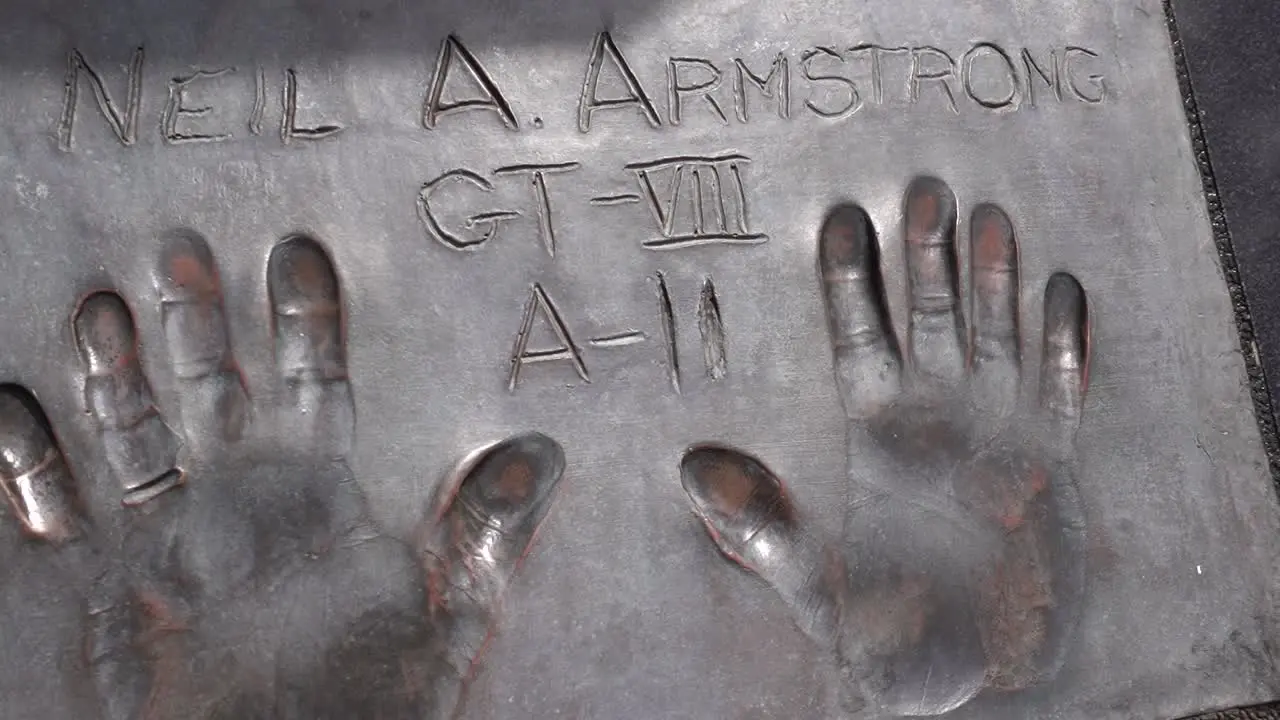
0 1 1276 718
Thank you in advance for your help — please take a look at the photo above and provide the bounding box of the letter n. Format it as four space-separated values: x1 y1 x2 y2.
58 47 145 151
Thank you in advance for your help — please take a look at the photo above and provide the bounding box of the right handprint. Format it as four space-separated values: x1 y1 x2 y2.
681 177 1090 716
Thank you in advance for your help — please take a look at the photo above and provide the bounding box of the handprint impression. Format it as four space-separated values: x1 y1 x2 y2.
0 233 564 719
681 178 1090 716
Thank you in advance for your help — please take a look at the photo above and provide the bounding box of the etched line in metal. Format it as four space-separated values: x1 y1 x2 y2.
655 272 681 395
697 277 727 380
588 331 647 348
590 193 643 206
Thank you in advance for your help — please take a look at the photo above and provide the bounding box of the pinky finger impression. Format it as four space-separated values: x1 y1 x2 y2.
1038 273 1090 439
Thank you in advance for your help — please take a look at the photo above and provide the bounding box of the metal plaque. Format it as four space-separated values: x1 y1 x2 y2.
0 1 1276 718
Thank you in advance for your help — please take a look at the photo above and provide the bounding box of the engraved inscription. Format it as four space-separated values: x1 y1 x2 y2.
590 193 643 206
249 66 267 135
588 331 646 349
849 44 909 106
59 48 346 150
697 277 727 381
492 162 581 258
909 46 960 114
962 43 1019 110
53 38 1110 151
508 284 589 391
416 150 766 256
417 169 519 251
624 154 766 250
495 270 732 394
1021 49 1061 107
281 68 344 143
417 146 765 391
578 31 662 132
667 58 729 125
656 272 682 395
58 47 144 151
162 68 234 144
801 47 861 119
424 35 519 130
733 54 791 122
1063 46 1106 103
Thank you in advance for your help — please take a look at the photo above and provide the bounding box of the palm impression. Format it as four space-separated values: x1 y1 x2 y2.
681 177 1090 716
0 232 565 719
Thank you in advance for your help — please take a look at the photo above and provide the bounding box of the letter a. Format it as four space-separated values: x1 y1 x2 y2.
508 284 590 391
424 35 519 130
577 31 661 132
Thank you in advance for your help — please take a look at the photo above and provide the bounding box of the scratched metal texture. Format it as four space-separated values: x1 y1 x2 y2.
0 0 1277 718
